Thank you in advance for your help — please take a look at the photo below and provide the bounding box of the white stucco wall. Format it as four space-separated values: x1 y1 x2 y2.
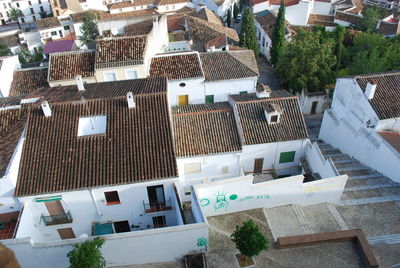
304 141 338 178
0 55 20 97
299 90 328 115
204 78 257 102
168 78 206 106
252 1 269 13
194 173 347 217
275 0 313 26
312 1 332 15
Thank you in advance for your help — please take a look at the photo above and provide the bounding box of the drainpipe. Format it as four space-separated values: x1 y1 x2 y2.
89 189 102 219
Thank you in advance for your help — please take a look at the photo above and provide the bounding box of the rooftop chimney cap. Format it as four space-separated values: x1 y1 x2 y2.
368 79 377 85
75 75 85 91
365 80 377 100
41 101 52 117
127 92 135 109
256 84 272 98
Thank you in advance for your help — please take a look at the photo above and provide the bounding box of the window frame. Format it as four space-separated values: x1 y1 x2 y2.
103 71 117 82
104 191 121 205
279 151 296 164
124 69 138 80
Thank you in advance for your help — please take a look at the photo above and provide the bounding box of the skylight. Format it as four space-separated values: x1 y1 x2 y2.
77 115 107 137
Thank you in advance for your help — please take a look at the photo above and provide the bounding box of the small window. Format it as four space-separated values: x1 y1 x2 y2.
32 16 36 21
40 6 44 12
179 82 186 87
28 1 32 5
21 18 25 23
77 115 107 136
39 0 42 3
113 220 130 233
51 31 57 36
56 10 60 16
16 3 20 7
270 115 279 123
205 95 214 103
222 166 229 174
279 151 296 164
184 163 201 174
125 69 138 80
64 25 70 30
104 191 120 205
240 91 247 94
104 72 116 82
152 215 166 228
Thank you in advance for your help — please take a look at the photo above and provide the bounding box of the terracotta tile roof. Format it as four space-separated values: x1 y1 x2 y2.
0 96 23 108
334 11 362 25
229 90 293 102
107 0 154 9
156 0 188 5
169 31 189 41
9 68 49 97
95 36 147 69
233 96 308 145
255 11 277 37
172 102 241 157
124 19 154 35
191 7 223 26
269 0 300 7
0 34 20 48
49 50 95 81
205 34 227 50
149 53 204 80
15 92 177 197
70 9 158 23
379 131 400 153
200 51 259 81
167 14 186 31
355 71 400 120
377 20 400 36
186 15 239 51
36 17 61 30
307 14 336 26
214 0 227 6
0 107 26 177
27 77 167 103
250 0 267 6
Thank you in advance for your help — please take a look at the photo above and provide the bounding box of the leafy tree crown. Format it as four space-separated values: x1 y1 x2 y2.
79 11 99 43
270 0 286 65
67 237 106 268
239 7 259 59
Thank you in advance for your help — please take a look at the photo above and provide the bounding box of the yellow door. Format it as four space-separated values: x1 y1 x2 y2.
178 95 189 106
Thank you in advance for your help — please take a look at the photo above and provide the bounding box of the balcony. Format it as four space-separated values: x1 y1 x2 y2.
41 211 73 226
143 199 172 214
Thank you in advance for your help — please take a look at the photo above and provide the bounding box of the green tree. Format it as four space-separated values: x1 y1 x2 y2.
270 0 286 65
231 220 269 258
0 44 12 56
234 3 239 20
239 7 259 59
357 6 386 33
18 47 43 64
227 9 232 27
276 29 336 93
7 8 23 30
67 237 106 268
334 26 346 72
79 11 99 43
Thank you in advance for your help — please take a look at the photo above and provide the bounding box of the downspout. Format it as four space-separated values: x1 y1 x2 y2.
89 189 102 218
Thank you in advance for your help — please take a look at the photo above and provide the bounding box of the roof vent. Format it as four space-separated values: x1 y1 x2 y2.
41 101 52 117
76 75 85 91
264 103 282 124
256 84 271 98
127 92 135 108
365 79 377 100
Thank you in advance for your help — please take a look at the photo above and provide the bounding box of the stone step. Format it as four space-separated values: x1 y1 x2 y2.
339 168 376 177
330 154 353 162
342 186 400 200
320 149 342 155
344 183 398 192
327 203 349 231
338 195 400 206
368 234 400 245
347 174 382 180
292 205 313 234
337 165 369 172
333 159 358 165
345 177 394 188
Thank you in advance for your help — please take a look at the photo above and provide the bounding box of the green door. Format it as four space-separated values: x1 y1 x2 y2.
205 95 214 103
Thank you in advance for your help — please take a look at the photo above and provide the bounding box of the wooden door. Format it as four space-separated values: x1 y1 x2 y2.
311 101 318 114
178 95 189 106
254 158 264 174
45 200 65 216
57 228 76 239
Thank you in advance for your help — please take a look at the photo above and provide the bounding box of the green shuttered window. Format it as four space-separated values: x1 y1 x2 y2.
279 151 296 163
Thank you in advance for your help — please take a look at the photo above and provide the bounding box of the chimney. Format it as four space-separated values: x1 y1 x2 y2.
153 16 159 34
127 92 135 108
75 75 85 91
41 101 52 117
256 84 271 98
365 79 377 99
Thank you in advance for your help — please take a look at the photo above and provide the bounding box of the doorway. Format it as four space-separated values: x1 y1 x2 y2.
254 158 264 174
113 220 130 233
178 95 188 106
152 216 166 228
45 200 65 216
147 185 165 206
311 101 318 114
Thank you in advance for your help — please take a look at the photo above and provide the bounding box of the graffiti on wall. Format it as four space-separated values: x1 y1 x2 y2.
303 183 340 198
199 191 272 211
196 237 208 247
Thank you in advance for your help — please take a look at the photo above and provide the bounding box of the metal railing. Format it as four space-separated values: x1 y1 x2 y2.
41 211 73 226
143 199 172 214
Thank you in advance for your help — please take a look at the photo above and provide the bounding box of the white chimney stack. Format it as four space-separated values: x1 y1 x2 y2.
41 101 52 117
127 92 135 108
365 80 377 99
153 16 159 34
76 75 85 91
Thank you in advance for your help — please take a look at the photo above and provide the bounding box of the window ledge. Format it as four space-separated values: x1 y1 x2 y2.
106 201 121 206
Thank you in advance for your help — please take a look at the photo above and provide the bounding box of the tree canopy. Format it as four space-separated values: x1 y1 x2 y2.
0 44 12 57
233 3 239 20
357 6 386 33
270 1 286 65
227 9 232 27
67 237 106 268
231 219 269 258
7 8 23 29
277 28 336 93
79 11 99 43
239 7 259 59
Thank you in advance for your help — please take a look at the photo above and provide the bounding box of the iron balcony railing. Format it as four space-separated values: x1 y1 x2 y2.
41 211 73 226
143 198 172 214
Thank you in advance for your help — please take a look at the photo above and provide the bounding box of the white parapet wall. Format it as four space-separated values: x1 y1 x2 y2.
194 173 347 217
3 221 208 268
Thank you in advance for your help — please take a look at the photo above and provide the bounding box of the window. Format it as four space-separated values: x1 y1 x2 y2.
179 82 186 87
113 221 130 233
39 0 42 3
57 228 76 239
147 185 165 206
40 6 44 12
8 3 11 8
56 10 59 16
63 25 70 30
32 15 36 21
58 29 63 37
262 37 265 47
28 1 32 5
3 4 6 9
77 115 107 136
184 163 201 174
240 91 247 94
205 95 214 103
104 191 120 205
50 31 57 36
152 215 166 228
172 4 175 9
279 151 296 164
30 8 34 14
125 69 138 80
270 115 278 123
103 72 116 81
20 18 25 23
16 3 20 7
222 166 229 174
